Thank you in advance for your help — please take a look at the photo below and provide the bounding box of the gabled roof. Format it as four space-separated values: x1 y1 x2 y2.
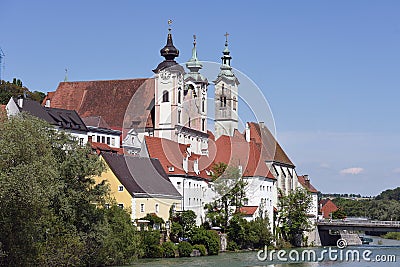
238 206 258 216
101 152 181 198
12 98 87 132
144 136 215 180
247 122 294 167
44 78 155 130
44 107 88 131
214 132 275 179
298 175 318 193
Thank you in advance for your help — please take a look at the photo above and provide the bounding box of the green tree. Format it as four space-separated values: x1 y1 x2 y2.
190 228 220 255
332 207 346 219
0 114 142 266
276 188 313 247
0 79 45 105
170 210 196 240
206 163 246 231
177 241 192 257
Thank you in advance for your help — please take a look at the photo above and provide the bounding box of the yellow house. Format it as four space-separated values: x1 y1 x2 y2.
95 152 182 224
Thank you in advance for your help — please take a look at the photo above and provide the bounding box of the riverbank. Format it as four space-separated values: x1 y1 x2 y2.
128 237 400 267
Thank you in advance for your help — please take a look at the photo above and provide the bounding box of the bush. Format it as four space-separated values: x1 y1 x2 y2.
147 245 163 258
178 241 192 257
191 228 220 255
193 244 207 256
227 241 239 251
162 241 177 258
141 230 162 258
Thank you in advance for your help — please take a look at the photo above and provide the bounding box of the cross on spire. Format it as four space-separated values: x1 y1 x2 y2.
224 32 229 45
168 19 173 32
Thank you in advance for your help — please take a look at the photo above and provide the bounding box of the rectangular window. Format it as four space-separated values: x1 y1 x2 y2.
105 203 110 209
118 185 124 192
118 203 124 209
111 137 115 146
101 136 105 143
155 204 159 213
79 138 84 146
106 136 110 145
97 135 101 143
140 203 145 213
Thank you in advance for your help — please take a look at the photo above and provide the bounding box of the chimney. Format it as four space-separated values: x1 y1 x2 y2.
17 96 23 108
304 175 310 187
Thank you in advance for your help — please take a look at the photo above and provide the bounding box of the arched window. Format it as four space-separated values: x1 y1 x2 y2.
223 96 227 107
233 96 237 111
178 89 182 104
220 96 223 107
222 84 225 95
202 118 205 131
202 98 205 112
188 117 191 128
162 90 169 102
178 110 181 124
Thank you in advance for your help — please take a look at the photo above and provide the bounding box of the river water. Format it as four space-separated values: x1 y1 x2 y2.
129 236 399 267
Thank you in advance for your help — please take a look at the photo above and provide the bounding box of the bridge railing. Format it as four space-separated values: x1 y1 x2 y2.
317 219 400 227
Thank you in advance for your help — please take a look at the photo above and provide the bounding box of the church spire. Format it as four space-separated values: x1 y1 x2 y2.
186 34 203 73
214 32 239 85
153 20 182 73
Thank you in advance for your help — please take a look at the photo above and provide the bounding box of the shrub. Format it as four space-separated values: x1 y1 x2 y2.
227 241 239 251
146 245 163 258
191 228 220 255
141 230 162 258
162 241 177 258
178 241 192 257
193 244 207 256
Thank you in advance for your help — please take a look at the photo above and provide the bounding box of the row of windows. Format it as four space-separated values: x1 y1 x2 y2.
177 114 206 131
219 96 237 110
163 90 206 112
176 181 203 189
188 198 202 206
260 185 273 191
91 134 116 146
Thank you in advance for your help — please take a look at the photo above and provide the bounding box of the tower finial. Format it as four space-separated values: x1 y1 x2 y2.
224 32 229 46
64 68 68 82
193 34 196 46
168 19 173 32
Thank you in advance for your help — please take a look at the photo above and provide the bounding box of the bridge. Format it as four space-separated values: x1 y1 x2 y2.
317 219 400 232
316 220 400 246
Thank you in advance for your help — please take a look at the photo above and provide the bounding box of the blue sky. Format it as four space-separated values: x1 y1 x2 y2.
1 0 399 195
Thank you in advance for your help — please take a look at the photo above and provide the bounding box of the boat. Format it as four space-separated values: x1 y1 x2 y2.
359 236 373 244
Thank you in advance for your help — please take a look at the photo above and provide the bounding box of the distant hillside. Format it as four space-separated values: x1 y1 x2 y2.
375 187 400 201
0 79 45 105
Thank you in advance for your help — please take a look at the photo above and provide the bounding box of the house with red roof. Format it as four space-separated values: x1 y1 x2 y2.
319 199 339 219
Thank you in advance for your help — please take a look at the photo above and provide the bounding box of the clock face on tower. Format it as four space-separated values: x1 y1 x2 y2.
160 71 171 80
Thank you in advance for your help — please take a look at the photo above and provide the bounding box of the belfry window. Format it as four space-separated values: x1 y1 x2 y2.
162 90 169 102
178 110 181 124
223 97 227 107
202 98 205 112
202 118 205 131
178 89 182 104
233 96 237 111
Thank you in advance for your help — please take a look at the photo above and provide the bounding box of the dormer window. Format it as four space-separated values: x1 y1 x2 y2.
168 166 175 172
118 185 124 192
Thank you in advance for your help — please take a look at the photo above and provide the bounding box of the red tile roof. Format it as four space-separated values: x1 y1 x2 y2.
247 122 294 166
90 141 124 155
238 206 258 216
319 199 338 218
298 175 318 193
144 136 215 180
214 132 275 179
44 78 154 129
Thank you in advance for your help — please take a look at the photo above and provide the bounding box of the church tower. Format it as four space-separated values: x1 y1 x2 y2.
214 33 240 140
153 23 209 155
153 21 185 141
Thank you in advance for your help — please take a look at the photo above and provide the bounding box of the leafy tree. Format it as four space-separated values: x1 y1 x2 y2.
332 207 347 219
141 230 162 258
0 79 45 105
206 163 246 231
170 210 196 240
0 114 142 266
140 213 165 229
276 188 313 247
376 187 400 201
